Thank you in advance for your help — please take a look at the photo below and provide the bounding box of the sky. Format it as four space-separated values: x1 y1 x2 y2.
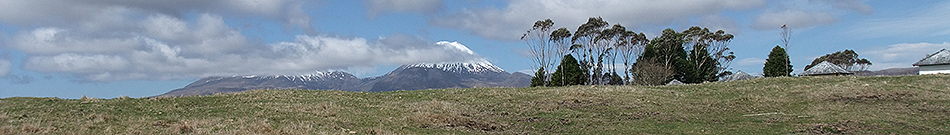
1 0 949 99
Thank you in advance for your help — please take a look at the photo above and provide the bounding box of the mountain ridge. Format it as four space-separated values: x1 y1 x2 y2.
157 61 530 97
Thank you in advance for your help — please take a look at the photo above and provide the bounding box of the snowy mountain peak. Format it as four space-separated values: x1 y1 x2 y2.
233 71 353 82
402 60 505 73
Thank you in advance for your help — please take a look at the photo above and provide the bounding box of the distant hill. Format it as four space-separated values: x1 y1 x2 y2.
158 71 368 97
157 61 530 97
369 62 530 92
854 67 919 76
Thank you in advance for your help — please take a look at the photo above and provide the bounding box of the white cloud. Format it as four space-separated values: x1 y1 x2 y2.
750 0 873 30
437 41 475 55
140 14 255 56
0 57 10 76
16 27 483 81
1 2 483 81
432 0 765 40
0 54 34 84
25 54 129 74
364 0 443 18
862 42 950 70
10 28 142 54
0 0 315 34
737 57 766 66
848 1 950 38
516 69 537 75
826 0 873 15
700 15 742 34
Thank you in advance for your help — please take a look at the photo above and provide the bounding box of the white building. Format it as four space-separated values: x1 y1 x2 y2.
913 49 950 75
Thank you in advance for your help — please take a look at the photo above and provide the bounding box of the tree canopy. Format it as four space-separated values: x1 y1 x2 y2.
550 54 586 86
763 46 793 77
523 19 557 87
804 49 871 71
636 27 734 83
530 67 546 87
522 17 735 86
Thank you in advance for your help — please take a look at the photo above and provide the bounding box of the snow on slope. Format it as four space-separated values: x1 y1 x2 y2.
400 41 505 73
235 71 353 82
403 60 505 73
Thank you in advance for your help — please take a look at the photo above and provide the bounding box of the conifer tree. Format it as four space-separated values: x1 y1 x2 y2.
763 46 793 77
550 54 585 86
530 67 546 87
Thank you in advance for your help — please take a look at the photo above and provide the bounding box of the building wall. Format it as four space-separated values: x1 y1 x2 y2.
919 64 950 75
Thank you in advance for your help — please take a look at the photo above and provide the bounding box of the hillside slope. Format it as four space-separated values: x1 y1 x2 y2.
3 75 950 134
158 61 531 97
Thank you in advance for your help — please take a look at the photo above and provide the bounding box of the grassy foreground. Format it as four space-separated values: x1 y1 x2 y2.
3 75 950 134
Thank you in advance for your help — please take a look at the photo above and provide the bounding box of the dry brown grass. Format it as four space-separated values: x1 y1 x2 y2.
1 75 949 134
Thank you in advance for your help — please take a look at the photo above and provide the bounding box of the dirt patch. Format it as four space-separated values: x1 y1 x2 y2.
413 112 503 132
152 121 174 128
516 116 571 125
175 122 195 134
556 98 612 109
19 124 55 133
794 120 877 134
406 101 506 132
915 105 950 114
80 96 100 103
762 116 797 123
827 92 913 103
85 113 113 123
0 126 12 134
614 111 664 120
153 120 197 133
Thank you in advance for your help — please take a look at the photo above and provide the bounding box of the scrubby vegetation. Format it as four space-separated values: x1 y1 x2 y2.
3 75 950 134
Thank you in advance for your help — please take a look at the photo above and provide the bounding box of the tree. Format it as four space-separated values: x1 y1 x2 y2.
781 24 791 75
854 59 872 71
616 31 648 84
522 19 556 87
631 58 675 85
601 24 648 84
763 46 793 77
606 72 623 85
550 54 585 86
530 67 546 87
681 27 735 82
601 24 624 82
684 43 719 83
803 49 872 71
637 28 689 83
633 27 735 84
550 28 573 63
572 17 609 85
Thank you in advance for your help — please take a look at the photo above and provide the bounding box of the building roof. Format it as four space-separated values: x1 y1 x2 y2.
801 61 853 76
721 71 758 81
913 48 950 66
666 79 683 85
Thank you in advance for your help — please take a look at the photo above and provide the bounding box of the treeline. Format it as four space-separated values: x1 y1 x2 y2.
524 17 736 86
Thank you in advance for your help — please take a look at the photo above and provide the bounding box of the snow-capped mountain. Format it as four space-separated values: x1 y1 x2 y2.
157 61 530 97
158 71 367 97
235 71 355 82
401 60 505 74
369 61 528 92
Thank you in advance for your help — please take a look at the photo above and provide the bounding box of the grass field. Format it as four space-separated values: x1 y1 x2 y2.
2 75 949 134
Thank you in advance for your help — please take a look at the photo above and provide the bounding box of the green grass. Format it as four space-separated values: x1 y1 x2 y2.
3 75 950 134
